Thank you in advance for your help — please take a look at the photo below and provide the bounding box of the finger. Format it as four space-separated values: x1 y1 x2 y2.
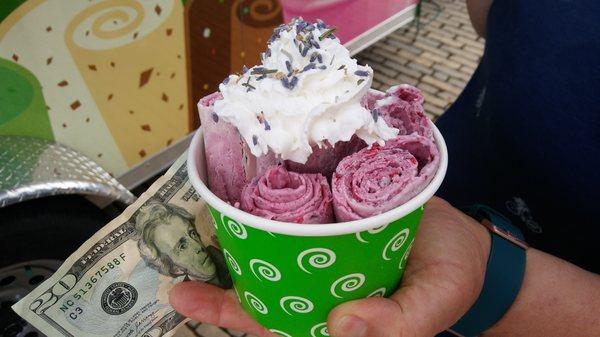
328 297 419 337
169 281 275 337
328 280 466 337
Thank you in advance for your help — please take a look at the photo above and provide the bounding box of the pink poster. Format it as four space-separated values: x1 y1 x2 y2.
280 0 418 43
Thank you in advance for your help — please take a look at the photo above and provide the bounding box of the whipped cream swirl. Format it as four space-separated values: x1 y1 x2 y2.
213 18 398 163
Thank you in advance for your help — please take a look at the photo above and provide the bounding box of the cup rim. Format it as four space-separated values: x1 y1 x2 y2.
188 122 447 237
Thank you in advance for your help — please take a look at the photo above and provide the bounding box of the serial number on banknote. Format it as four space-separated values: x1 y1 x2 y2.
71 253 126 301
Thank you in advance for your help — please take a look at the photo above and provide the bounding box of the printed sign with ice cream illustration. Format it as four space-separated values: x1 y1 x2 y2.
1 0 190 175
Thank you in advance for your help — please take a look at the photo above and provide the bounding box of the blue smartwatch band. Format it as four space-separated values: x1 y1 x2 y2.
448 205 528 337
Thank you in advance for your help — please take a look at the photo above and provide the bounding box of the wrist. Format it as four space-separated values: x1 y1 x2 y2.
450 205 528 337
463 213 492 295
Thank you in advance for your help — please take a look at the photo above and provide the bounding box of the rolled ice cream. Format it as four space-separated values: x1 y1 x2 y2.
364 85 432 139
240 165 334 224
332 134 440 221
198 92 280 205
198 18 441 223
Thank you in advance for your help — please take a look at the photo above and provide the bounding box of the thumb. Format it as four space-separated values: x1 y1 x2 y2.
328 298 426 337
328 272 478 337
328 297 415 337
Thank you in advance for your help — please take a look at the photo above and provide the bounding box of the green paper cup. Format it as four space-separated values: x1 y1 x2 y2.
188 122 447 337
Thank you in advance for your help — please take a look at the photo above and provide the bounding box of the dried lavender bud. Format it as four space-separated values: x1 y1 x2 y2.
319 28 336 40
211 112 219 123
242 82 256 92
222 77 230 85
289 76 299 89
265 48 272 58
281 76 290 89
252 135 258 146
242 77 255 91
242 65 249 73
285 60 292 73
268 28 281 43
305 24 315 31
310 53 318 63
257 74 267 81
311 39 320 49
296 21 307 33
355 70 369 77
303 63 316 72
317 54 323 63
319 65 327 70
251 67 277 75
264 120 271 131
338 65 346 70
371 108 379 122
301 46 309 57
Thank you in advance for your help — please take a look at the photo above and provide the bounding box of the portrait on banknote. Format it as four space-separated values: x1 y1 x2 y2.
134 201 218 283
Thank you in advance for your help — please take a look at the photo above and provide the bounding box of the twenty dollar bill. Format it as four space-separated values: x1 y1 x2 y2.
12 153 231 337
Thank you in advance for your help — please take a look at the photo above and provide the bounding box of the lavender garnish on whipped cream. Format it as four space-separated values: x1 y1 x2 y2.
213 18 398 164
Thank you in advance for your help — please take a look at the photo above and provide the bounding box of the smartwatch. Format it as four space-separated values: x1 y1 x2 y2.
448 205 528 337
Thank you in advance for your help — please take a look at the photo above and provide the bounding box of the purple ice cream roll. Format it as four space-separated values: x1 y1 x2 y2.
198 92 280 205
374 85 433 139
332 134 440 221
240 165 334 224
285 136 366 179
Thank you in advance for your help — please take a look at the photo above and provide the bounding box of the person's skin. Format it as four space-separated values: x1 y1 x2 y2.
466 0 493 37
153 216 216 280
169 197 600 336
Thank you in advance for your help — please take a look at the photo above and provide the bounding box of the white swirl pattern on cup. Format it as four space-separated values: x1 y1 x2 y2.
223 249 242 276
279 296 314 316
355 224 389 243
269 329 293 337
249 259 282 282
330 273 366 299
382 228 410 260
220 214 248 239
310 322 330 337
297 248 336 274
399 240 414 270
367 287 387 297
244 291 268 314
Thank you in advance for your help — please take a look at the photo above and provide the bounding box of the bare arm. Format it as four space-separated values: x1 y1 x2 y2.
483 248 600 336
466 0 494 38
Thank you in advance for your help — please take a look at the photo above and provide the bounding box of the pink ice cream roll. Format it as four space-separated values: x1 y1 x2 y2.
285 136 366 179
286 85 429 179
367 85 433 139
241 165 334 224
332 134 440 221
198 92 280 205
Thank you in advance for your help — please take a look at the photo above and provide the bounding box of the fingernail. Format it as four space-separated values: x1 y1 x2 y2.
333 315 367 337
